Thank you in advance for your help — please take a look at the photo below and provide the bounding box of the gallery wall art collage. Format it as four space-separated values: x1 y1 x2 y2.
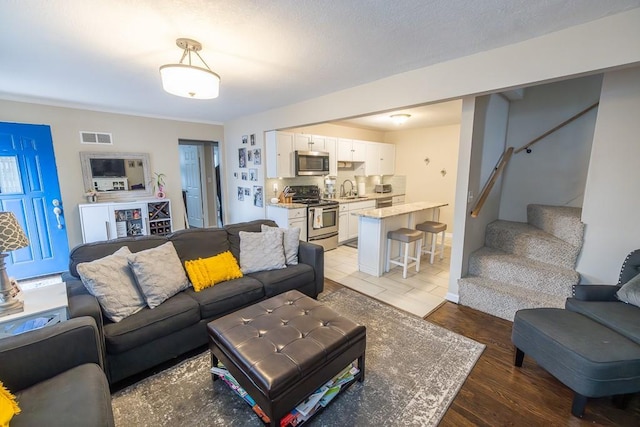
238 133 263 207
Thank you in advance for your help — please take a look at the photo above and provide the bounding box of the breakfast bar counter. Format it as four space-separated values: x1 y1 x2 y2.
352 201 447 277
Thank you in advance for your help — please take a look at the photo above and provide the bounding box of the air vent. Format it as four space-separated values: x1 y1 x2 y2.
80 131 113 145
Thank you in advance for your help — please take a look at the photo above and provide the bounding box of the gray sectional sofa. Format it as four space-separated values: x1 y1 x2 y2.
63 219 324 385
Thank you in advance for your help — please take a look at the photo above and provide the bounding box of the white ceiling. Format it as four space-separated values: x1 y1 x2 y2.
1 1 638 124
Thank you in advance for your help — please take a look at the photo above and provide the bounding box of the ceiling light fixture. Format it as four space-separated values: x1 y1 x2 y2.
390 114 411 125
160 38 220 99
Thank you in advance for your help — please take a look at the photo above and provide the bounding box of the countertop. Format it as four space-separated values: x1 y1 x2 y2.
325 192 405 204
353 201 447 219
267 192 405 208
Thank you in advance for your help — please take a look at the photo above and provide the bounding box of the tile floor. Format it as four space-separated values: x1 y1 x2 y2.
324 240 452 318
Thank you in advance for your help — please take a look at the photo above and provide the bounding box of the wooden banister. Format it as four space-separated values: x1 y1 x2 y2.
514 102 599 154
470 147 513 218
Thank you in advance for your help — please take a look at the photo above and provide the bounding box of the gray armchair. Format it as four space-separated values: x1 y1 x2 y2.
0 316 114 427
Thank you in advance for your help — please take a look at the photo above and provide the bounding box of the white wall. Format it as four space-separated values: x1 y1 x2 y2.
0 99 224 247
223 9 640 225
579 67 640 283
499 75 602 222
384 124 460 232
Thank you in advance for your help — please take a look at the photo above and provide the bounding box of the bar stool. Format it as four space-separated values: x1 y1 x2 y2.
416 221 447 264
386 228 423 279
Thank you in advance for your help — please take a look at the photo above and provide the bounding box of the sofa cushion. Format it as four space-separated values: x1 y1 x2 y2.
103 293 200 354
183 276 264 320
261 224 300 265
616 273 640 307
169 228 230 265
13 364 113 427
225 219 278 260
565 298 640 345
249 263 315 297
239 228 286 274
127 242 190 309
76 247 147 322
185 251 243 292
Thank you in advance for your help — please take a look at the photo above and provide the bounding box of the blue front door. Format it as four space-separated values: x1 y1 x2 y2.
0 122 69 279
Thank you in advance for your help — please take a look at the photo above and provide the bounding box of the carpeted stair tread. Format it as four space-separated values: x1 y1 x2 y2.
458 276 566 321
486 220 580 269
527 204 584 248
468 247 578 297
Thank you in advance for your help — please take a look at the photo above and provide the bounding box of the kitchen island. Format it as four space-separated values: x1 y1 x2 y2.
353 201 448 277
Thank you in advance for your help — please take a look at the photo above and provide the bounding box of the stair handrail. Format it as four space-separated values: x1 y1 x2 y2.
470 147 513 218
514 102 599 154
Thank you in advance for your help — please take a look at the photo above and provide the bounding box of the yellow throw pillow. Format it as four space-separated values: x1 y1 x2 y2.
185 251 243 292
0 381 20 427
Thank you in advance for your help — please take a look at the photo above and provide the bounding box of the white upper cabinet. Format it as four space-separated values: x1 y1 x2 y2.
294 134 312 151
364 142 395 176
338 138 366 162
379 143 396 175
266 131 294 178
323 136 338 176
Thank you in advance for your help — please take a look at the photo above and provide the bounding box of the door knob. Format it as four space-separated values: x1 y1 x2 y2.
52 200 64 229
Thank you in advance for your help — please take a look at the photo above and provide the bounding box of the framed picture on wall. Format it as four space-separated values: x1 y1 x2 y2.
249 168 257 181
247 149 253 162
253 186 263 207
237 186 244 201
241 172 248 180
250 134 256 146
253 149 261 165
242 135 248 144
244 187 250 196
239 148 247 168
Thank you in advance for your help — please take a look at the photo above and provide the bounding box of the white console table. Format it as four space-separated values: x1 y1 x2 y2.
0 282 69 338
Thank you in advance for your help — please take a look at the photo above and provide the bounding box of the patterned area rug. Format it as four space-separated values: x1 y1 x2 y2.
111 288 485 426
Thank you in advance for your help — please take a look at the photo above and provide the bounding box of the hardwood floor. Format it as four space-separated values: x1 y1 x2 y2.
321 279 640 426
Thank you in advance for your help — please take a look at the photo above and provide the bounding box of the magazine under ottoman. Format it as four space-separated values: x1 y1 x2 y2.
207 290 366 426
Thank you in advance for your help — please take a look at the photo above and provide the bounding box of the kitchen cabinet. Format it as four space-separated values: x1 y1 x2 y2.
323 136 338 176
337 138 366 162
266 131 294 178
266 206 308 242
392 195 405 205
79 199 172 243
338 200 376 242
294 134 327 152
364 142 395 176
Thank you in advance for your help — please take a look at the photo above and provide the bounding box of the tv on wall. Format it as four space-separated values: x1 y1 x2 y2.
90 159 126 177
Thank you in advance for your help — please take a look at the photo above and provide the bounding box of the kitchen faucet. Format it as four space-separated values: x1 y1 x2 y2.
340 179 354 197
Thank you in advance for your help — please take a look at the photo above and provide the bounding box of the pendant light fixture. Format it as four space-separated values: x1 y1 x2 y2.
160 38 220 99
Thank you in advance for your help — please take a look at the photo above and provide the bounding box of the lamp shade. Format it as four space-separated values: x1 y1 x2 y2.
160 64 220 99
0 212 29 252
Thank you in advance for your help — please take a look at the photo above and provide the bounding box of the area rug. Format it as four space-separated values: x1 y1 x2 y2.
111 288 485 426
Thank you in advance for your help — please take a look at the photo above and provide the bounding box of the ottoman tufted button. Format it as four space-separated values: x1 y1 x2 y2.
266 309 273 314
282 320 288 325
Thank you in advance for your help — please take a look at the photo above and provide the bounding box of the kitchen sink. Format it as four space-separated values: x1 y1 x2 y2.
341 195 368 200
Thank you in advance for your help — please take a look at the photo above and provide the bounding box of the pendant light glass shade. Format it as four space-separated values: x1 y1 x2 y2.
160 38 220 100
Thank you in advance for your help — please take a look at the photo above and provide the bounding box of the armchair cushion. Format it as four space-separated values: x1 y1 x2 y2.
571 284 619 301
13 364 113 427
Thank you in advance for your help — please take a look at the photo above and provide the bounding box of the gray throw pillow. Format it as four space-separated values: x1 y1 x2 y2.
127 242 190 309
77 246 147 322
616 273 640 307
239 228 286 274
261 224 300 265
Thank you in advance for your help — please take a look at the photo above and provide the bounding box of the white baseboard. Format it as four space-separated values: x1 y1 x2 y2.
445 292 459 303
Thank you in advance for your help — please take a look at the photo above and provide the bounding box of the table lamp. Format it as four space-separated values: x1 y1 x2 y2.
0 212 29 317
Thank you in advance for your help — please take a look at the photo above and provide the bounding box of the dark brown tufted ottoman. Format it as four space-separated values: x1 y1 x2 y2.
207 290 366 426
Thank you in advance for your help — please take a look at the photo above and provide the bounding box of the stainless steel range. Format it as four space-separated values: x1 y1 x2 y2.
289 185 339 251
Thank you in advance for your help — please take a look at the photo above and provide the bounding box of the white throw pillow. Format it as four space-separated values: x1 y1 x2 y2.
261 224 300 265
127 242 190 309
616 273 640 307
239 228 286 274
77 246 147 322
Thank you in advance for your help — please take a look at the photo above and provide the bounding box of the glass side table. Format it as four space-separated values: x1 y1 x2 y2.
0 282 69 338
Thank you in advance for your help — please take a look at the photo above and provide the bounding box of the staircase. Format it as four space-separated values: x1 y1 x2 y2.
458 204 584 321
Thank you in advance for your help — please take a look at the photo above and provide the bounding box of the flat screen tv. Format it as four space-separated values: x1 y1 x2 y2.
90 158 126 177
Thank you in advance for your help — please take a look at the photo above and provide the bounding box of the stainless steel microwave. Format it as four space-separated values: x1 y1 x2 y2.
295 151 330 176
